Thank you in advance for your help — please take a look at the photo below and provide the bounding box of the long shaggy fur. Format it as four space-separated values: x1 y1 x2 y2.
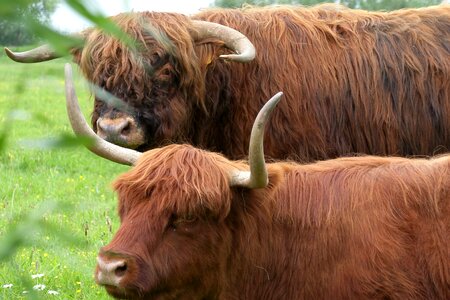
77 4 450 161
101 144 450 299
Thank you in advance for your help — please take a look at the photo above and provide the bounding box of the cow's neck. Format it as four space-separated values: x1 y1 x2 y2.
221 184 302 299
189 62 254 160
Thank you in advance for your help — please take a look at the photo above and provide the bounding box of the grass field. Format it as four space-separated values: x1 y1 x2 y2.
0 49 129 299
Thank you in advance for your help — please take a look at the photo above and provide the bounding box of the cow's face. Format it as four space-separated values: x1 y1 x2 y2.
95 145 234 299
75 13 204 152
96 208 231 299
86 44 193 152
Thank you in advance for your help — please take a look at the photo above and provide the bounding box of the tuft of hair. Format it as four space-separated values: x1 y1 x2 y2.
113 144 238 221
78 12 206 109
273 155 449 228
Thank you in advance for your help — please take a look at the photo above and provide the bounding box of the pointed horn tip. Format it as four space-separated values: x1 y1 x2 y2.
219 50 256 62
263 92 283 113
191 20 255 63
4 47 15 60
271 91 283 102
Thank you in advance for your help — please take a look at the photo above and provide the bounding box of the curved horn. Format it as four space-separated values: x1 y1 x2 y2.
230 92 283 188
192 20 256 63
5 33 85 63
64 63 142 166
5 45 62 63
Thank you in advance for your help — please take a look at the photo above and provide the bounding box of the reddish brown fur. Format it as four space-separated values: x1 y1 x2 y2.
98 144 450 299
76 4 450 160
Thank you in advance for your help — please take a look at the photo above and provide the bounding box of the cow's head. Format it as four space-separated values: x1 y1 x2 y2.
5 12 255 151
97 144 240 299
65 63 281 298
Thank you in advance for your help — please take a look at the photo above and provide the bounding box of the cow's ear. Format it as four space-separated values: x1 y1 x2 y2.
194 37 228 67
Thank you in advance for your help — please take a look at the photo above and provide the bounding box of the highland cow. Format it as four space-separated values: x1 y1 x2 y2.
7 4 450 161
64 64 450 300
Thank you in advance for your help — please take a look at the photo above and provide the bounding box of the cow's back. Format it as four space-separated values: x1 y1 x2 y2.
226 156 450 299
285 156 449 299
194 5 450 161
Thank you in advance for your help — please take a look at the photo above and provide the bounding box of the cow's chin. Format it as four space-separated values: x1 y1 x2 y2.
106 284 207 300
103 284 181 300
103 284 129 298
104 284 142 299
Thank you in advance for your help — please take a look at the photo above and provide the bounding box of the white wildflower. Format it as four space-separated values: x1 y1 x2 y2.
31 273 45 279
2 284 13 289
22 291 29 294
33 284 46 291
47 290 59 295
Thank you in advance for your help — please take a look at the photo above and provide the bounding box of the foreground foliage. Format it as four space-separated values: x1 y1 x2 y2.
0 0 57 46
0 52 128 299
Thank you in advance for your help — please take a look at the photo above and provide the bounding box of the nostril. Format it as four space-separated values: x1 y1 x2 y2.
114 119 132 136
96 118 106 132
115 263 127 277
120 122 131 135
96 256 129 286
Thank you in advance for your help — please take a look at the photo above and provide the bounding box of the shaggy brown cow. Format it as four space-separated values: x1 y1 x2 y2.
6 4 450 161
64 65 449 300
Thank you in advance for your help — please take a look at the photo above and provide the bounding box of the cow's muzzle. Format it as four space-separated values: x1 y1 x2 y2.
96 115 145 149
95 255 128 287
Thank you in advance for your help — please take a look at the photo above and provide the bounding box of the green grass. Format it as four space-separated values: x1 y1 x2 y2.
0 49 129 299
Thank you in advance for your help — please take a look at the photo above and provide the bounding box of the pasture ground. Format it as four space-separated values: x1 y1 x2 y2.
0 50 128 299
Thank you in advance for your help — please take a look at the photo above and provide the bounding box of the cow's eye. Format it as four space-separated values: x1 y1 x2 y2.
180 214 197 224
167 214 197 232
150 52 169 70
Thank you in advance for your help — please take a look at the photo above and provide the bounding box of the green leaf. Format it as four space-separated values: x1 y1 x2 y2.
18 134 95 150
65 0 136 48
